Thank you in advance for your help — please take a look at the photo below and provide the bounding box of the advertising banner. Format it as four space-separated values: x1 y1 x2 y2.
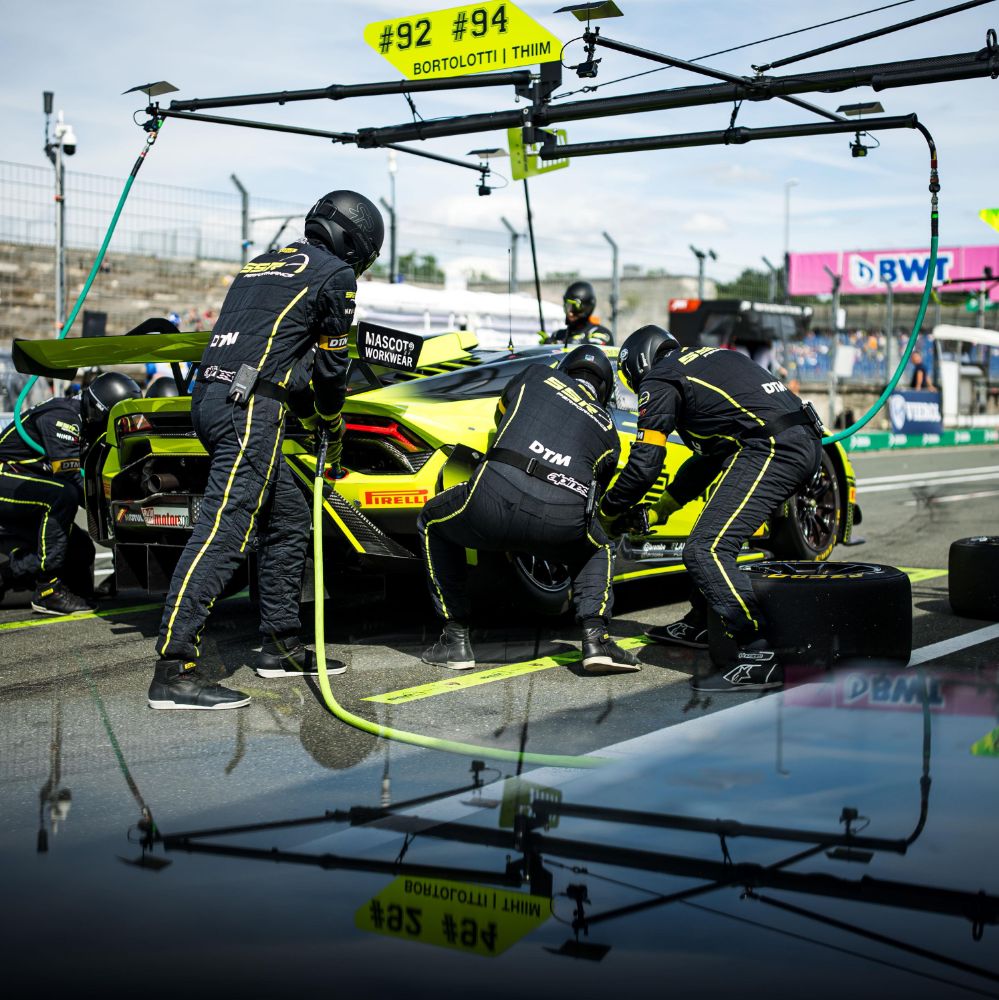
888 389 943 436
788 245 999 300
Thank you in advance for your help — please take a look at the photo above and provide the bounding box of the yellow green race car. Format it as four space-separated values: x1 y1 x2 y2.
13 321 859 612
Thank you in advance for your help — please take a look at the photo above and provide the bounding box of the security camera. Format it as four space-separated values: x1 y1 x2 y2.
54 114 77 155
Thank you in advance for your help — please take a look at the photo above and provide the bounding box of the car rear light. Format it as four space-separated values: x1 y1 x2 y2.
343 415 428 454
116 413 154 436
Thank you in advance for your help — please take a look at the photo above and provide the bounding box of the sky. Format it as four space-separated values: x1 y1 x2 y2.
3 0 998 284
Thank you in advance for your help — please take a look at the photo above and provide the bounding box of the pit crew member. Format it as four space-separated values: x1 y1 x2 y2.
418 345 639 674
150 190 383 711
602 325 822 692
547 280 613 346
0 373 140 614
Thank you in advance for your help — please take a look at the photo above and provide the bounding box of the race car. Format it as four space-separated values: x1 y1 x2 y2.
13 321 860 612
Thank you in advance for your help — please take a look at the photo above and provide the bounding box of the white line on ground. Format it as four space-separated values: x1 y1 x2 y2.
860 464 999 486
861 471 999 493
904 488 999 506
908 622 999 666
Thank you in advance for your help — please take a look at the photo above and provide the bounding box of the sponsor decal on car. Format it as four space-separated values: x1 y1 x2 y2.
140 505 190 528
363 489 429 507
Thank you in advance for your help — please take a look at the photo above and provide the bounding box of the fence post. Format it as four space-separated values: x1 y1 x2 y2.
230 174 250 265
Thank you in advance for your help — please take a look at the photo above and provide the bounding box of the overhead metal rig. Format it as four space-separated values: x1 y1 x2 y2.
137 0 999 179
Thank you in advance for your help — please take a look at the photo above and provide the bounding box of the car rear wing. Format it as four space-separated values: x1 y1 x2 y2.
13 319 479 379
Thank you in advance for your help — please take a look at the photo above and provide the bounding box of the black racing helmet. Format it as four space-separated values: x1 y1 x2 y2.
563 280 596 318
81 372 142 427
145 376 180 398
617 325 681 392
305 190 384 276
557 344 614 407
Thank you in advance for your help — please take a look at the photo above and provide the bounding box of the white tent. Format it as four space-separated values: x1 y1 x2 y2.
355 280 564 350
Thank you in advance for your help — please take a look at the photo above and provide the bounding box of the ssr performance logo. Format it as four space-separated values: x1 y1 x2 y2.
364 489 428 507
848 251 952 290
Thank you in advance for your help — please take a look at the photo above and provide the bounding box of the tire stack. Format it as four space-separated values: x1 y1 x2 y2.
708 561 912 669
949 537 999 621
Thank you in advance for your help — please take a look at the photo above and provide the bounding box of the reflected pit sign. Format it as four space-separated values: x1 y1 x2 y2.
364 2 563 79
356 876 549 956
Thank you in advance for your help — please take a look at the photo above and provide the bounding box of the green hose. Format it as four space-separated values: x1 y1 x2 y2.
821 123 940 446
14 124 162 453
311 432 606 769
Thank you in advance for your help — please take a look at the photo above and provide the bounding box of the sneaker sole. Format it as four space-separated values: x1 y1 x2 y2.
690 679 782 692
255 665 347 678
582 657 641 674
422 657 476 671
645 630 708 650
31 602 95 616
147 697 251 710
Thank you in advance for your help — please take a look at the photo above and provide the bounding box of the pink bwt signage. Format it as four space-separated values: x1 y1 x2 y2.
788 245 999 301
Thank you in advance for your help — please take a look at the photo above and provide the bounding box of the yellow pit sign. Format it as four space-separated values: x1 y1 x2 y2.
365 1 563 80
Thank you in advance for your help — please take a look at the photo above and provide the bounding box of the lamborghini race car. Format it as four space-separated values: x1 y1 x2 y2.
12 321 860 612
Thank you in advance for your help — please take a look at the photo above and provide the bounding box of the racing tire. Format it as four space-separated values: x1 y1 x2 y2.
949 537 999 621
508 552 573 617
766 450 841 562
707 561 911 669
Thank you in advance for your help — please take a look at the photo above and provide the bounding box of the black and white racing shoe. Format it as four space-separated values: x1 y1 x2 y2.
646 618 709 649
147 660 251 710
30 578 97 616
691 639 783 692
581 628 641 674
422 622 476 671
255 638 346 678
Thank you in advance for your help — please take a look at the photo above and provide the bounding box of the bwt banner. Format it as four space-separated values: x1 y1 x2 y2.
788 245 999 301
888 389 943 435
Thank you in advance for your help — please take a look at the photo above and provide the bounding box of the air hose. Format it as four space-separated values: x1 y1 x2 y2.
821 123 940 445
311 429 606 769
14 121 163 453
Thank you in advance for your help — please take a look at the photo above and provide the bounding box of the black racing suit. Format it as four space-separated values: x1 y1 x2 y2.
602 347 822 639
418 363 620 627
0 397 94 595
547 315 613 347
157 238 356 661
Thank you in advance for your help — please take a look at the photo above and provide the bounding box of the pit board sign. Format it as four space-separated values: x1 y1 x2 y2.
365 2 563 80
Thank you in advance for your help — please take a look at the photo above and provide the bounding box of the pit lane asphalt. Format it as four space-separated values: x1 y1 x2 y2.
1 444 997 826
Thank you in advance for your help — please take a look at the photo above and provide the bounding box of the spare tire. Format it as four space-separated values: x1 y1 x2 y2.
707 561 911 669
949 537 999 621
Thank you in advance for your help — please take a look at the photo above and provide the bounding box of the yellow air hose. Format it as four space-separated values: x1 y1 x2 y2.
310 430 606 769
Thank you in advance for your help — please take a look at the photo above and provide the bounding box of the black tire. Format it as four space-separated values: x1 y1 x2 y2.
508 552 573 616
949 537 999 620
767 450 841 562
707 561 911 669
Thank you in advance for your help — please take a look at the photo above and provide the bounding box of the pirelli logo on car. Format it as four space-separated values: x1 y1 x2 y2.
364 489 429 507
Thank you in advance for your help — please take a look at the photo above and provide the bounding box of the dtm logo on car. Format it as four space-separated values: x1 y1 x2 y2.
529 440 571 466
848 252 952 290
761 381 787 394
210 331 239 348
364 489 428 507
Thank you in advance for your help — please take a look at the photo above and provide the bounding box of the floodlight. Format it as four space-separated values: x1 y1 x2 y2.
836 102 885 117
554 2 623 19
122 81 180 98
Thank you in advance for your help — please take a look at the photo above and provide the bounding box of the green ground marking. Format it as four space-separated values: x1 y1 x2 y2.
364 636 655 705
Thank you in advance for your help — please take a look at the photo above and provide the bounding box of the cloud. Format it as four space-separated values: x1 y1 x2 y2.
681 212 729 235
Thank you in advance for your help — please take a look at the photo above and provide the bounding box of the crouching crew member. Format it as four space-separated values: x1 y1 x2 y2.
150 190 384 711
601 326 823 692
418 346 639 674
547 281 613 346
0 373 140 614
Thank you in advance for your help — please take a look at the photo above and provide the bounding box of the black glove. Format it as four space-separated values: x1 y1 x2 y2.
600 504 651 539
312 412 344 477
